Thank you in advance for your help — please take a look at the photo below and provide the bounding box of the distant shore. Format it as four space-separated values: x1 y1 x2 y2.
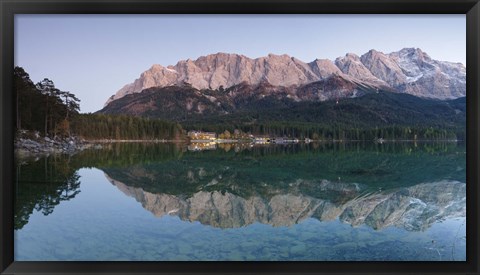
15 135 462 158
83 139 187 143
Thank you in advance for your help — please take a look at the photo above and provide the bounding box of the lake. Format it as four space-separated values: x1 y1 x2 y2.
14 141 466 261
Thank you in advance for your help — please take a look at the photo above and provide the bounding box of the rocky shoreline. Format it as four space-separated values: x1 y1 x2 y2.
15 135 102 157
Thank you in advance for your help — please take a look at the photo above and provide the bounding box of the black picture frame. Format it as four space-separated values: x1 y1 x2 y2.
1 0 479 274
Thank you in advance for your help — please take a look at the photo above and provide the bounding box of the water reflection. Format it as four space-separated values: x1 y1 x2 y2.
106 174 465 231
15 143 466 261
15 142 466 229
15 156 81 230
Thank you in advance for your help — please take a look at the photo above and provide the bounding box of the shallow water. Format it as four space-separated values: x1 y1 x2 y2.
14 142 466 261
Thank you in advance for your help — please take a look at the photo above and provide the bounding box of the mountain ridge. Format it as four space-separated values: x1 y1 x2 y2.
105 48 466 107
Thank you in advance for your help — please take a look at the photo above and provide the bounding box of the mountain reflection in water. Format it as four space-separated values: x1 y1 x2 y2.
107 175 465 231
14 142 466 261
96 142 466 231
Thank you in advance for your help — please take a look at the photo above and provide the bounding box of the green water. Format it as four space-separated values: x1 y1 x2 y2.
14 142 466 261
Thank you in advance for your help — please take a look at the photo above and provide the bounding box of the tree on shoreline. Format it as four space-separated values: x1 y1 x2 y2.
14 67 36 130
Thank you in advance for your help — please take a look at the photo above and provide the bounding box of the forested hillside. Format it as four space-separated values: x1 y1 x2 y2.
177 92 466 141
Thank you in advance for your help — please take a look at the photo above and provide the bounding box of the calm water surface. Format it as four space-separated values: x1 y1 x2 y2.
14 142 466 261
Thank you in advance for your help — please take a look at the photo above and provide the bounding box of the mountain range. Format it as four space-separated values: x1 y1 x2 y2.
98 48 466 136
103 48 465 108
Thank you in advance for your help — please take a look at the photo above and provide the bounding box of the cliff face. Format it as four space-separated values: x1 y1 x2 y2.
106 53 338 106
106 173 465 231
105 48 466 107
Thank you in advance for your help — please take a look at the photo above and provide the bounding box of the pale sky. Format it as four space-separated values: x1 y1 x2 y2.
15 15 466 113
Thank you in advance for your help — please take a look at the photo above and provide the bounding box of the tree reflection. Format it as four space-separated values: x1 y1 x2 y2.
15 155 81 230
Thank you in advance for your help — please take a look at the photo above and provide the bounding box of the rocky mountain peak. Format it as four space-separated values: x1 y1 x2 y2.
309 59 344 80
267 53 291 58
335 53 385 85
361 49 386 60
397 47 429 58
344 53 361 60
360 49 406 87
